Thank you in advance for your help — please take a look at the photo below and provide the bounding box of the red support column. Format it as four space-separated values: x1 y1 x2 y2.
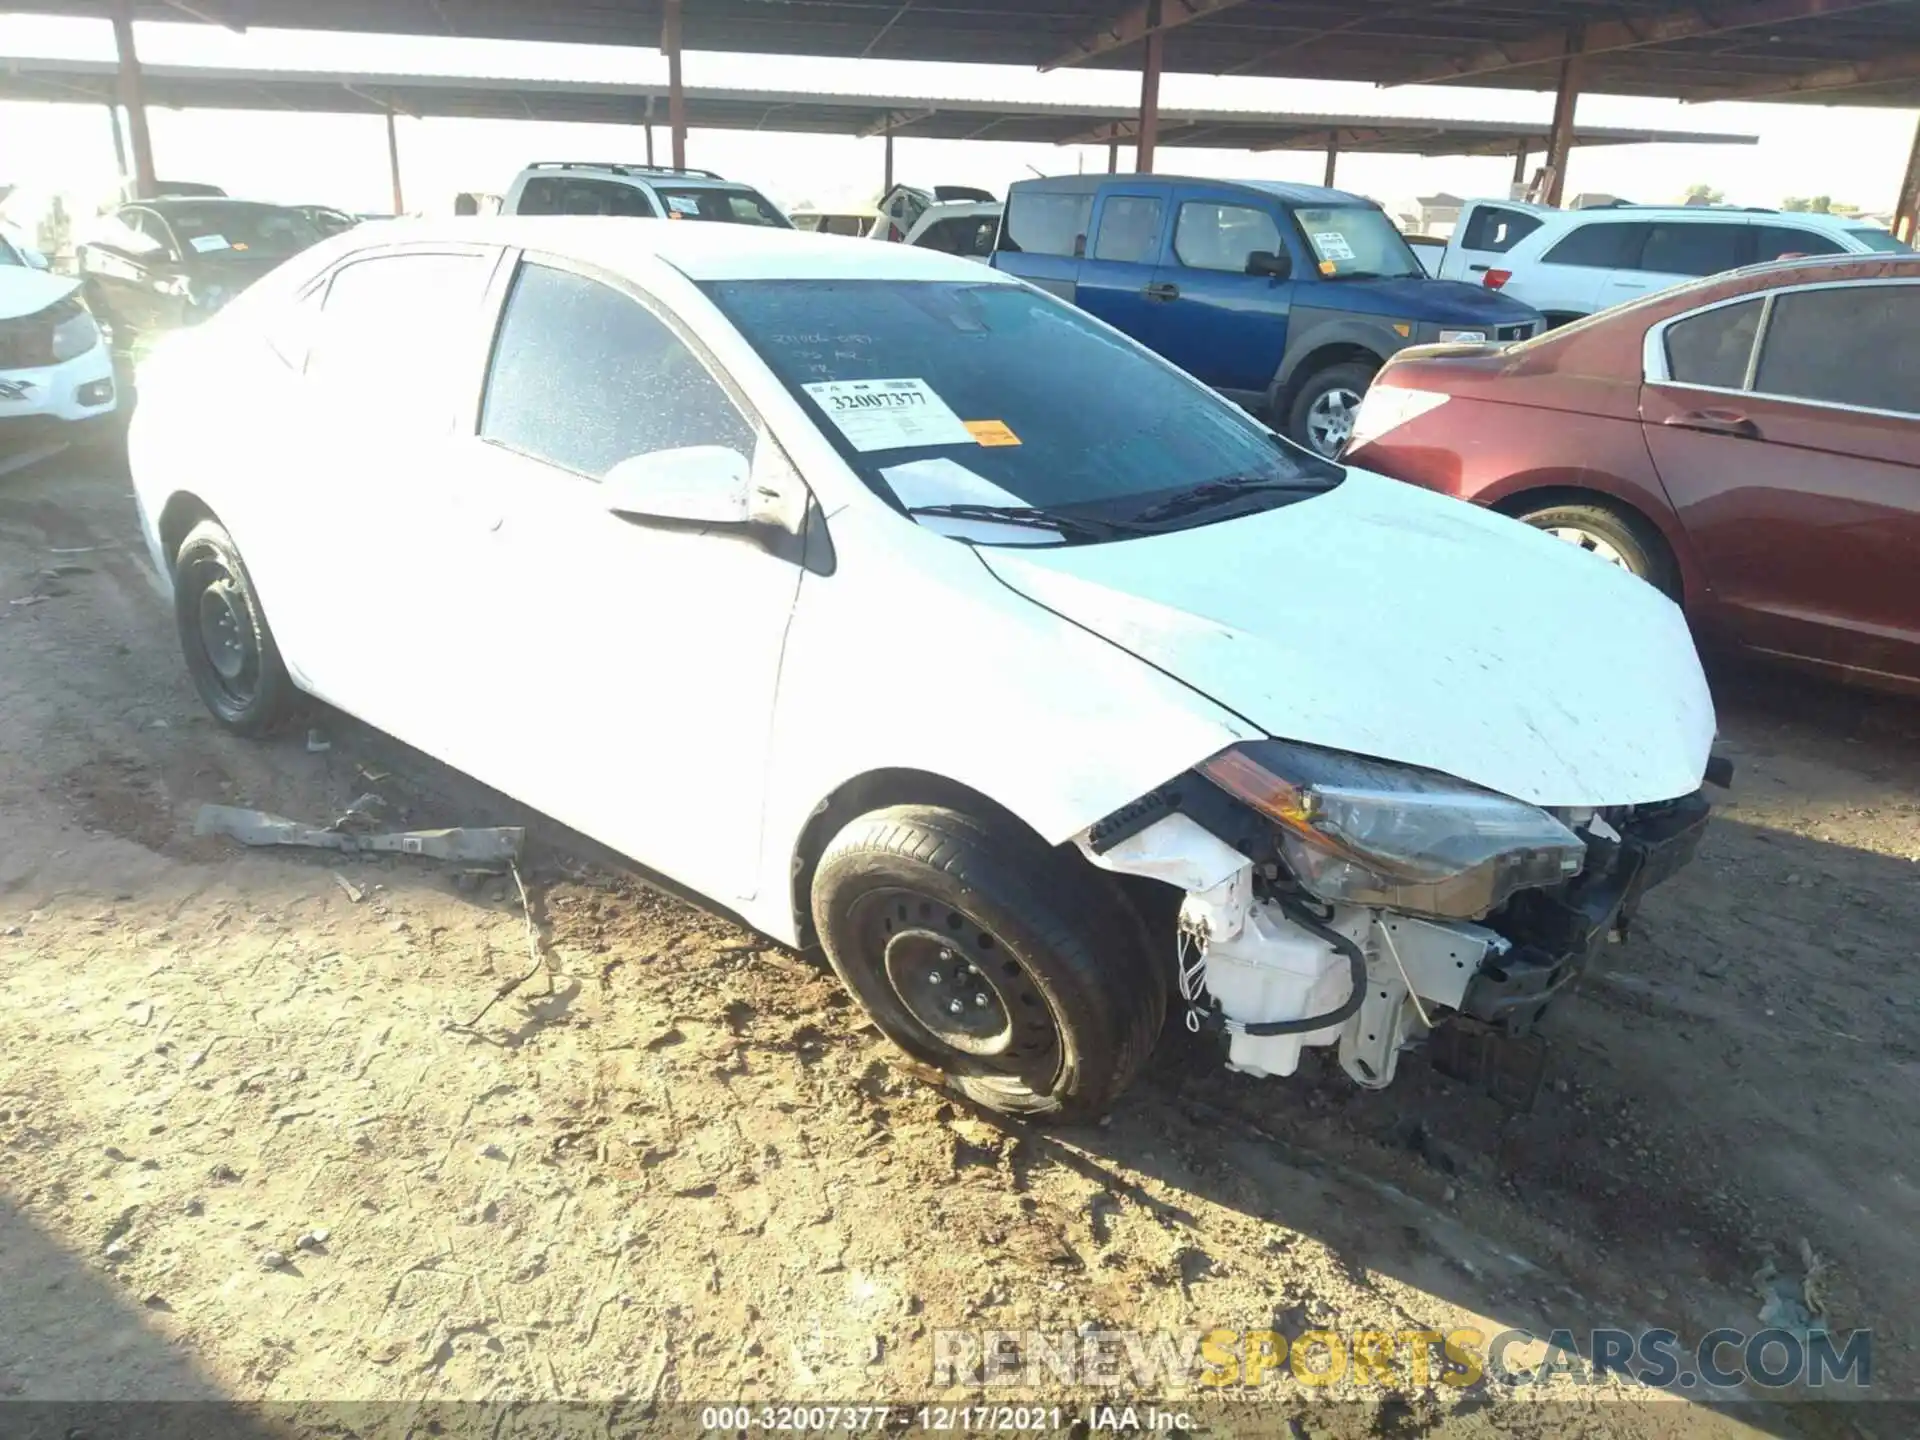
1543 31 1583 208
110 0 157 199
663 0 687 170
385 110 405 215
1896 114 1920 243
1136 0 1163 174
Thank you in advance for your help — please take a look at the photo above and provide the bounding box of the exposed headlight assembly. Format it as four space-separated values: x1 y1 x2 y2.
48 296 101 363
1345 383 1448 449
1436 328 1488 343
1199 740 1585 919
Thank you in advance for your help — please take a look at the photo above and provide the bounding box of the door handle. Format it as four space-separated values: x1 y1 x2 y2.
1468 263 1489 273
1663 408 1760 440
1143 282 1180 302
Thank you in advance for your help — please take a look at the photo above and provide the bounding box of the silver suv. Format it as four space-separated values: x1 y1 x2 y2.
500 162 790 227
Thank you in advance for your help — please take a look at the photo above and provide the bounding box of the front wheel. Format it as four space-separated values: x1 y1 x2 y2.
811 804 1164 1121
1287 361 1376 458
172 518 300 734
1511 500 1678 598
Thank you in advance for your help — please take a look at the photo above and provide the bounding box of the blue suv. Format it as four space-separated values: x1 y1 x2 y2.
991 175 1544 456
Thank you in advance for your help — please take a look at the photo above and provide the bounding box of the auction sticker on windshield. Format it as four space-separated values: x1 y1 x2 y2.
1311 232 1356 262
802 378 976 452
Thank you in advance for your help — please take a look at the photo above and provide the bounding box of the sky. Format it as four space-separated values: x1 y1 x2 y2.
1 12 1916 224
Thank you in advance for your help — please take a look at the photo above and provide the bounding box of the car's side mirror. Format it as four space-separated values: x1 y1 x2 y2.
23 247 50 271
1246 249 1291 279
602 445 756 528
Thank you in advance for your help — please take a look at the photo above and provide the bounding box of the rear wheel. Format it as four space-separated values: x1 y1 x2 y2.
172 519 299 734
1512 500 1678 598
811 804 1164 1121
1287 361 1376 458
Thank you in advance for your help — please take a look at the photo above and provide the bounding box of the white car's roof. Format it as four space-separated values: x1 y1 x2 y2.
354 216 1016 285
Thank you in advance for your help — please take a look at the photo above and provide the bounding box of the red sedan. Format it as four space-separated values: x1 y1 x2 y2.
1346 253 1920 696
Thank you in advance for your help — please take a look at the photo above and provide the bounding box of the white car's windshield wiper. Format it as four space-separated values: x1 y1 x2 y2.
906 502 1145 543
1125 475 1335 525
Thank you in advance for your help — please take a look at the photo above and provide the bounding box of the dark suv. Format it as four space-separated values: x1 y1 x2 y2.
991 174 1543 456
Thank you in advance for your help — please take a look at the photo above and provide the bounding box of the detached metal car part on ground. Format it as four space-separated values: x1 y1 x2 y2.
126 219 1715 1119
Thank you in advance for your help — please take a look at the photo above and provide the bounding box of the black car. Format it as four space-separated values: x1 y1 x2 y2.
78 198 324 351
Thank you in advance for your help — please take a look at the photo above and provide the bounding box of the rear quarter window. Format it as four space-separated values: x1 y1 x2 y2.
1459 206 1543 254
999 190 1092 257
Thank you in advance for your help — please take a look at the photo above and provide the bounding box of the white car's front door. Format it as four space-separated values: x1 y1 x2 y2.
441 257 807 906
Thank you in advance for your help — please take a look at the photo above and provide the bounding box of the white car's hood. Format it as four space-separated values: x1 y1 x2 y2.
979 468 1714 808
0 265 78 321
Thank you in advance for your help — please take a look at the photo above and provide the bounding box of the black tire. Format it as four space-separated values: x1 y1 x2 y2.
811 804 1165 1122
1286 360 1377 458
1511 500 1679 598
172 518 300 734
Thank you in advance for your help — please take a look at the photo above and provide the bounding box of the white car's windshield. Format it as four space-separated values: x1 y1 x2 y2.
702 278 1341 537
655 187 790 228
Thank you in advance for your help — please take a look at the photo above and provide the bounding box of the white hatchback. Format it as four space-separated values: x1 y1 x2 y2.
130 219 1716 1118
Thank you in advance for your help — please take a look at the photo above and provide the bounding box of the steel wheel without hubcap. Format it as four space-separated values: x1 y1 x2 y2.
1542 524 1629 570
1305 386 1362 457
191 566 260 709
852 887 1062 1087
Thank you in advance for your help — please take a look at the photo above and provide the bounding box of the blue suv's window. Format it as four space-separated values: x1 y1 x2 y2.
1093 196 1164 264
1000 190 1092 256
1173 202 1282 272
1294 207 1422 279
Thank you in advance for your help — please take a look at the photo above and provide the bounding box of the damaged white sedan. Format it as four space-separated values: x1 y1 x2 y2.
129 219 1717 1120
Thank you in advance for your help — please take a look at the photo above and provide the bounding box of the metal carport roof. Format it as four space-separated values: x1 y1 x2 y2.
0 57 1759 157
15 1 1920 105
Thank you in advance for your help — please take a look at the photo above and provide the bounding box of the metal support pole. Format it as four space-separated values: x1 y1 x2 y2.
663 0 687 170
1107 140 1119 173
385 109 405 215
111 0 157 199
646 123 656 166
1512 142 1529 188
1543 32 1583 208
106 103 129 187
1322 135 1338 188
1896 113 1920 243
884 130 894 194
1135 0 1163 174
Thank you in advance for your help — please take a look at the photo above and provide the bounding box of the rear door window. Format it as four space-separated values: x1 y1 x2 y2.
1753 284 1920 415
1173 201 1282 273
999 190 1093 257
305 251 496 433
1662 298 1764 390
1541 221 1648 270
1459 205 1542 254
480 261 756 478
1752 226 1846 263
1092 195 1166 264
1639 221 1751 278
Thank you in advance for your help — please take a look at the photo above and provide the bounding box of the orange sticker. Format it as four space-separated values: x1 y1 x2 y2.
1317 259 1337 276
965 419 1022 447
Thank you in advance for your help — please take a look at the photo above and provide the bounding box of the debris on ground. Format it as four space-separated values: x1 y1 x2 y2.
1753 1239 1832 1341
306 728 331 753
194 804 523 863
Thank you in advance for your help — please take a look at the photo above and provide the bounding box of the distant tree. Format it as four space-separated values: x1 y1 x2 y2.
1781 196 1810 211
1782 195 1846 213
1683 183 1725 206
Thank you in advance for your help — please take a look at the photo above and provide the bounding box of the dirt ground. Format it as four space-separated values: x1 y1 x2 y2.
3 456 1917 1438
